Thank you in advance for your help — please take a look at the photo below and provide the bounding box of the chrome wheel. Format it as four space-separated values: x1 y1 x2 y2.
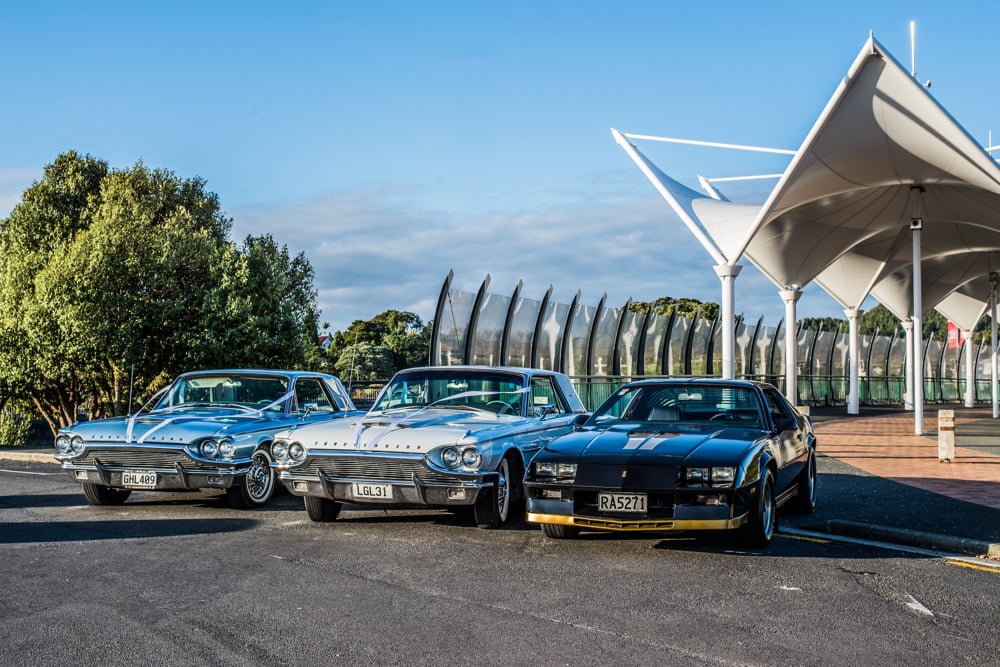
246 451 274 502
474 457 513 529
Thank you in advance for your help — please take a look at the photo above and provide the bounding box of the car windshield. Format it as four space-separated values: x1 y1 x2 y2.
591 384 764 427
153 374 291 412
371 370 526 415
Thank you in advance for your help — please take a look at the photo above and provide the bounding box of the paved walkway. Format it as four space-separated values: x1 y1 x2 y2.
811 407 1000 511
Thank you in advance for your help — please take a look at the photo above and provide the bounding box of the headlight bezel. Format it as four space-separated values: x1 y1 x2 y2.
288 442 306 463
437 445 483 471
684 465 736 486
272 440 289 463
534 461 577 482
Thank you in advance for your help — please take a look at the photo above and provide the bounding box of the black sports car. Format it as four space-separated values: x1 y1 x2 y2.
524 378 817 547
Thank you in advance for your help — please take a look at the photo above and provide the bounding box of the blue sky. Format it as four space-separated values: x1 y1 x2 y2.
3 1 999 332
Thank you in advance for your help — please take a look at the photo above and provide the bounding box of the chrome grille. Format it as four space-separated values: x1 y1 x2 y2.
302 454 457 483
77 447 218 472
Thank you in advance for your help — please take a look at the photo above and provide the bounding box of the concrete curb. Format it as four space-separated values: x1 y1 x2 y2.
0 448 57 464
812 518 1000 560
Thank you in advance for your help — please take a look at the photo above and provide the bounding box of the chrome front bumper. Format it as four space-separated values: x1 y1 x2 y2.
278 451 499 507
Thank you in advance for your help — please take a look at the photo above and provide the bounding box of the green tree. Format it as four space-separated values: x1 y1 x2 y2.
629 296 720 320
0 152 319 434
327 309 431 375
334 342 395 381
798 317 846 333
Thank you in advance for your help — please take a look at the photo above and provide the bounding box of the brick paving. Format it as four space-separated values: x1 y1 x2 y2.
813 408 1000 511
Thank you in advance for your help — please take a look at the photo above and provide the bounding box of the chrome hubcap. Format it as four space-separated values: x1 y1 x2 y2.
247 453 272 501
497 460 510 521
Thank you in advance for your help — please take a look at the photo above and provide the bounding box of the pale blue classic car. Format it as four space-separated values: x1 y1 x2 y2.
271 365 588 528
55 369 360 508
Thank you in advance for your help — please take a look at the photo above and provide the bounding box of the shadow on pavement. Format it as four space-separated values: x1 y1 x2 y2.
1 518 259 544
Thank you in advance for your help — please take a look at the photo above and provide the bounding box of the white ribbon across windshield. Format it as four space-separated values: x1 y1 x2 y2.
353 387 529 449
125 388 295 444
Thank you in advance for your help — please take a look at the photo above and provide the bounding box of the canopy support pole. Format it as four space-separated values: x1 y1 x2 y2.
844 308 862 415
902 320 914 410
992 272 998 419
964 329 975 408
912 220 924 436
780 288 802 405
715 264 742 380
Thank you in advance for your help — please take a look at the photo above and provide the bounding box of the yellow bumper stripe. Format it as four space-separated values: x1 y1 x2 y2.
527 512 746 532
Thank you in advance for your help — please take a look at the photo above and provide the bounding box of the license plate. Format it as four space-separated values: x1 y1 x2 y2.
122 470 157 489
352 482 392 500
598 492 647 513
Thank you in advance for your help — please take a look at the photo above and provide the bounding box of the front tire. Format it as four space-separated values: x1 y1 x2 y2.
304 495 342 522
474 457 513 529
541 523 580 539
82 483 131 506
737 470 776 548
225 450 276 509
787 449 817 514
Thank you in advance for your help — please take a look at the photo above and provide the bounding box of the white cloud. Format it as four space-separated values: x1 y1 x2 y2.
230 185 843 334
0 168 39 217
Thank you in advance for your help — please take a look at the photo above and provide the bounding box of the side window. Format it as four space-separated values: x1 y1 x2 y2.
294 378 335 414
530 377 568 416
763 389 793 426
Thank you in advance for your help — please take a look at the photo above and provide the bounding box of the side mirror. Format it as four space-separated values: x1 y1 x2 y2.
572 413 590 430
536 404 556 419
774 416 797 432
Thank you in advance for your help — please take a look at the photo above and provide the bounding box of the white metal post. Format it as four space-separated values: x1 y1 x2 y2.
912 219 923 436
992 272 999 419
715 264 742 380
780 288 802 405
902 319 914 411
964 329 975 408
844 308 862 415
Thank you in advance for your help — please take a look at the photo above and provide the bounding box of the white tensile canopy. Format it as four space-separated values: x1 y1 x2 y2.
614 34 1000 434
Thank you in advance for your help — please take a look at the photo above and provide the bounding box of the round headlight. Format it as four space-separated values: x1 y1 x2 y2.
217 439 235 458
200 440 219 459
289 442 305 462
441 447 461 468
272 441 288 462
461 447 482 469
70 436 85 453
56 434 71 453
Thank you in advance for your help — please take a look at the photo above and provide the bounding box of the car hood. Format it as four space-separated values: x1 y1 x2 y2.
542 423 765 465
67 408 295 444
287 407 531 453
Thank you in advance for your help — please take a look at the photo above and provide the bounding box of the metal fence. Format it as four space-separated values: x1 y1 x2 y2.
427 274 991 410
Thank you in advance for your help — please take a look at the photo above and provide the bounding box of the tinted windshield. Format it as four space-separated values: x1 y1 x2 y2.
591 384 764 427
372 371 526 415
154 374 291 411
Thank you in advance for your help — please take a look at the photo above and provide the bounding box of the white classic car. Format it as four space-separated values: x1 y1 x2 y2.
270 365 588 528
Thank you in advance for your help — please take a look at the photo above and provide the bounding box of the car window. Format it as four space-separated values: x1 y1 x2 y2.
294 378 336 415
763 388 794 426
530 377 569 416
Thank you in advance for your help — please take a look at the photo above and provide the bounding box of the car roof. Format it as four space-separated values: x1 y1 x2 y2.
395 365 568 379
621 378 773 390
176 369 334 380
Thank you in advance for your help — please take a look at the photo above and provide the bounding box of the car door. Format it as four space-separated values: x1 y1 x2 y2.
521 375 578 455
762 387 808 491
293 377 341 422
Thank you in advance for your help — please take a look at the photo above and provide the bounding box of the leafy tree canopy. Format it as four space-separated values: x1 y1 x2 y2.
629 296 719 321
329 309 430 371
0 152 319 434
